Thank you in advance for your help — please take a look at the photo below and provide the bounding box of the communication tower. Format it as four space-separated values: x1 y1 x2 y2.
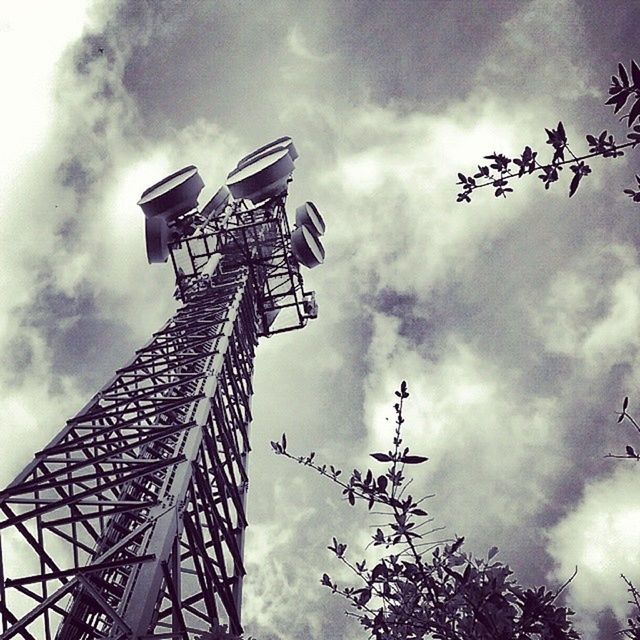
0 138 325 639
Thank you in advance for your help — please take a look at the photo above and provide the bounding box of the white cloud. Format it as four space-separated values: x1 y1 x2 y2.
547 465 640 635
286 25 333 63
362 313 566 542
532 242 640 375
0 1 90 185
314 101 542 301
479 0 599 104
243 477 359 640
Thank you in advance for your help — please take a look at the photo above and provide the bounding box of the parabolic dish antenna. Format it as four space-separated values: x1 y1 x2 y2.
291 224 325 269
235 136 298 171
227 147 295 203
145 216 170 264
295 202 325 236
137 165 204 223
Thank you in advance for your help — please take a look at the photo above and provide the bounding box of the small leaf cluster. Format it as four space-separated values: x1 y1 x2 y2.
455 60 640 204
606 396 640 461
585 129 625 158
275 383 581 639
607 61 640 127
620 574 640 639
270 432 287 455
623 174 640 203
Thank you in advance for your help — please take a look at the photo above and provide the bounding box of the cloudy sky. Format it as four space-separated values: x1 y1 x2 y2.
1 1 640 638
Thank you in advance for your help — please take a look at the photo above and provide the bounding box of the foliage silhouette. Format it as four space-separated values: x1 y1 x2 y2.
455 60 640 203
273 383 579 639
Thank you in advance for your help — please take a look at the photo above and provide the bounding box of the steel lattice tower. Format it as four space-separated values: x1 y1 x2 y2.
0 139 325 639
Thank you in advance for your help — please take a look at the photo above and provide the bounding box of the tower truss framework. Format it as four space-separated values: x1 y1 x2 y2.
0 182 318 639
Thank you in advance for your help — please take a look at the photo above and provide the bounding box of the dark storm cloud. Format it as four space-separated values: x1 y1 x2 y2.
579 1 640 76
12 278 134 393
0 336 33 388
119 0 522 138
314 0 522 108
121 1 302 138
370 289 427 342
0 0 180 401
58 156 95 194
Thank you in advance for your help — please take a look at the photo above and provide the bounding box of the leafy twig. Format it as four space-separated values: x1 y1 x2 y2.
273 383 580 639
455 60 640 204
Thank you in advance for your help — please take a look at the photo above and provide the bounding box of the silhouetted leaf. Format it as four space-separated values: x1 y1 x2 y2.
619 62 629 86
607 90 631 114
557 121 566 140
484 152 511 172
569 173 581 198
623 396 629 410
630 60 640 87
356 587 372 606
488 546 499 560
372 529 385 548
626 445 637 458
370 452 392 462
400 455 429 464
628 98 640 127
631 59 640 86
628 129 640 147
450 536 464 553
270 440 282 454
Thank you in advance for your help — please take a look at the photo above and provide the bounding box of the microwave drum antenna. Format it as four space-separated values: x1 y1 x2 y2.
295 201 325 236
227 147 295 203
235 136 298 171
145 216 171 263
137 165 205 223
291 224 325 268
